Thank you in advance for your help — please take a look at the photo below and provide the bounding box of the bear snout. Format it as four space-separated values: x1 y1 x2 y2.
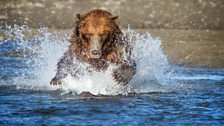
89 36 102 59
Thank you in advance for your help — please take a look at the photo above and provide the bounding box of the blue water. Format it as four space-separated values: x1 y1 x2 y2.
0 27 224 125
0 88 223 125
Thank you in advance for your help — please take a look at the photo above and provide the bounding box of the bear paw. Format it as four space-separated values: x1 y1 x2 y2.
50 78 62 85
112 64 136 85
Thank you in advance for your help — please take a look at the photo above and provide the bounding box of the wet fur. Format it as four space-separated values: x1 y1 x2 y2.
50 9 136 85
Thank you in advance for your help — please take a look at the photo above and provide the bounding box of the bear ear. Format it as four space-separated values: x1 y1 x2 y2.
111 16 119 20
76 13 83 20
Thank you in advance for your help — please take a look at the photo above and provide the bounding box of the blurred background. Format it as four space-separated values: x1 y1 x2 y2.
1 0 223 29
0 0 224 68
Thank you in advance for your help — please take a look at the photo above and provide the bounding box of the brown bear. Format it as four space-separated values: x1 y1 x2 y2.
50 9 136 85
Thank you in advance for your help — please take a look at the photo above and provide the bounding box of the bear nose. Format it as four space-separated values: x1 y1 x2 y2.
91 50 100 55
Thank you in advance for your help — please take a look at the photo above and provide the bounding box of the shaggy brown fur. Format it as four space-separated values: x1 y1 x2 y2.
50 9 136 85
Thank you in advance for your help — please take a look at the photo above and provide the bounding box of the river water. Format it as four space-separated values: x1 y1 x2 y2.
0 26 223 125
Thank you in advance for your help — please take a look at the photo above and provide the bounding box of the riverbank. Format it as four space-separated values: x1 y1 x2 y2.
1 0 223 30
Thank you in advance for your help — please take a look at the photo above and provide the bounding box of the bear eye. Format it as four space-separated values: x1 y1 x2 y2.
99 33 108 40
81 33 91 40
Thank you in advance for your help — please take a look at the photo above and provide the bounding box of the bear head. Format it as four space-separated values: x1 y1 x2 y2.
74 9 121 59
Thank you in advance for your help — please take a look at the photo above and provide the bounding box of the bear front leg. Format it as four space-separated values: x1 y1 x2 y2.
50 51 73 85
113 62 136 85
50 67 68 85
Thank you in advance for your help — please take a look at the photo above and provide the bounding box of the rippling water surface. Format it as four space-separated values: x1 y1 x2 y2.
0 26 223 125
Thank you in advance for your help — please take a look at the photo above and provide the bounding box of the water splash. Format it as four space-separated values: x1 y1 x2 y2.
124 28 173 93
0 25 174 95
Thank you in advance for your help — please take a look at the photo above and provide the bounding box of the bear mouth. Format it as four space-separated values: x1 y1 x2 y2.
90 54 101 59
